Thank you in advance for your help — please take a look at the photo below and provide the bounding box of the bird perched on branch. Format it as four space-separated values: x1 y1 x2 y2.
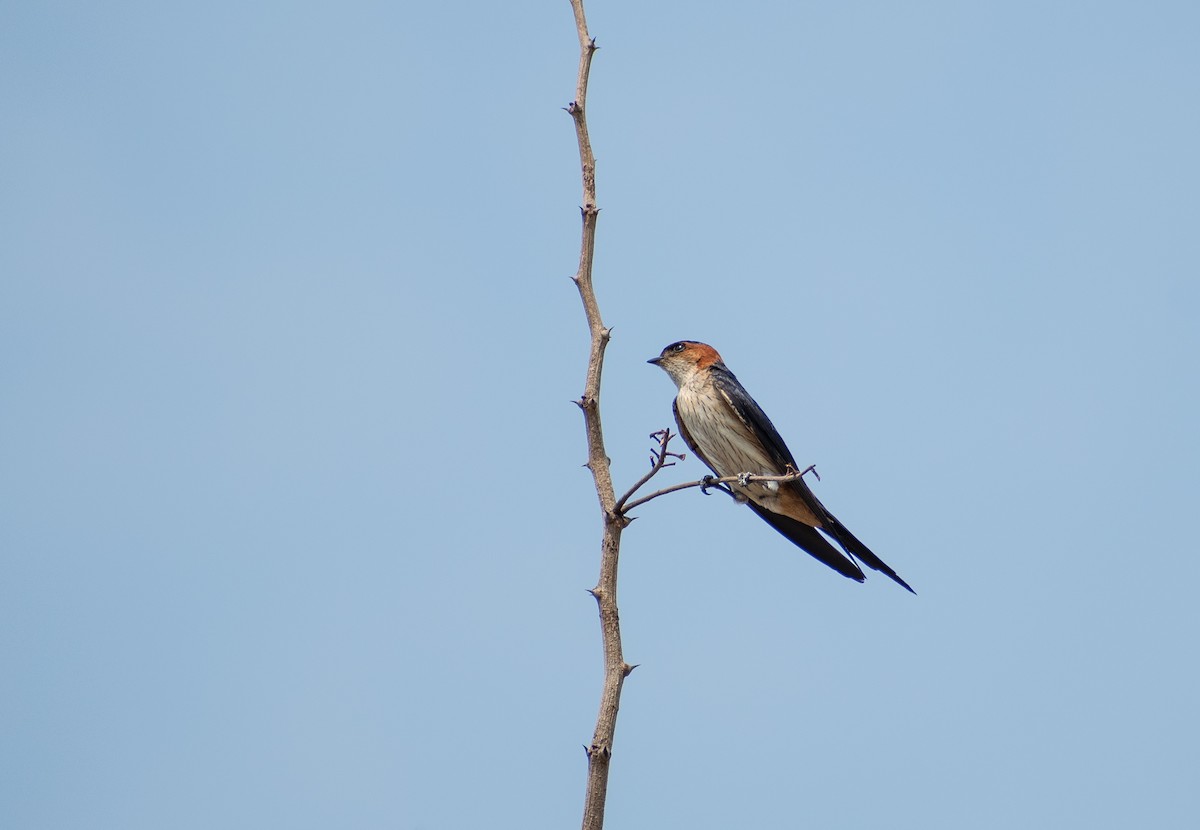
649 340 913 592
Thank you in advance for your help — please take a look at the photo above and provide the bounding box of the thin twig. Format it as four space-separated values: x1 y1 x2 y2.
619 468 820 514
614 428 684 514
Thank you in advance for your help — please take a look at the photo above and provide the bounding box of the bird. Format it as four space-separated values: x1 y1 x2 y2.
649 340 914 592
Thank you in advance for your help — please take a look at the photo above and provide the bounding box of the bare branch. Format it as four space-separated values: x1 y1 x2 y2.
618 468 820 514
565 5 628 830
614 428 684 514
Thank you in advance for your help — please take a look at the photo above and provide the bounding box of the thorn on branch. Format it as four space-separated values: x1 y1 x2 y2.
623 663 639 676
565 101 581 115
784 463 821 482
588 37 599 52
606 509 629 528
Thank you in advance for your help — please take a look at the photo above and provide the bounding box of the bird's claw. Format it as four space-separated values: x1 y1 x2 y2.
736 472 752 486
700 475 716 494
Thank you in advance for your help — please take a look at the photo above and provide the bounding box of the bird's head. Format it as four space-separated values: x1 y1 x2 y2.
648 341 723 388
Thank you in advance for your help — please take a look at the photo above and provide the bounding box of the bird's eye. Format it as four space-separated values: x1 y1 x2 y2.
671 342 686 353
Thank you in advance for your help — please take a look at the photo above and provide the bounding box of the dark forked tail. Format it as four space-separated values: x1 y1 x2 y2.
746 502 866 584
821 513 916 593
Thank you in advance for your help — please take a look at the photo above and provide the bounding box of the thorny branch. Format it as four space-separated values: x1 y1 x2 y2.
565 4 630 830
566 5 821 826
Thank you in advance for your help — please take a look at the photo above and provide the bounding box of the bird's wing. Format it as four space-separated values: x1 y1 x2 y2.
712 366 916 593
711 366 847 521
745 502 866 583
819 513 916 593
709 365 800 473
675 395 866 584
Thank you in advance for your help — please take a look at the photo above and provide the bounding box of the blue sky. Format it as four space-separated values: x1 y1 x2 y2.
3 1 1198 828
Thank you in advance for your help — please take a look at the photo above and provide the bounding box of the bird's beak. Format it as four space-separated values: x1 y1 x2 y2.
647 356 662 366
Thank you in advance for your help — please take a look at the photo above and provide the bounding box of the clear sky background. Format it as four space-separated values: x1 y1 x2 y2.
3 2 1198 828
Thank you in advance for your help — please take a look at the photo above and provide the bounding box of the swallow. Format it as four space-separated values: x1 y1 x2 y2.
649 340 913 592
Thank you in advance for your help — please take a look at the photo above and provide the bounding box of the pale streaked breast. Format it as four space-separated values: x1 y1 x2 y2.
675 382 788 507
